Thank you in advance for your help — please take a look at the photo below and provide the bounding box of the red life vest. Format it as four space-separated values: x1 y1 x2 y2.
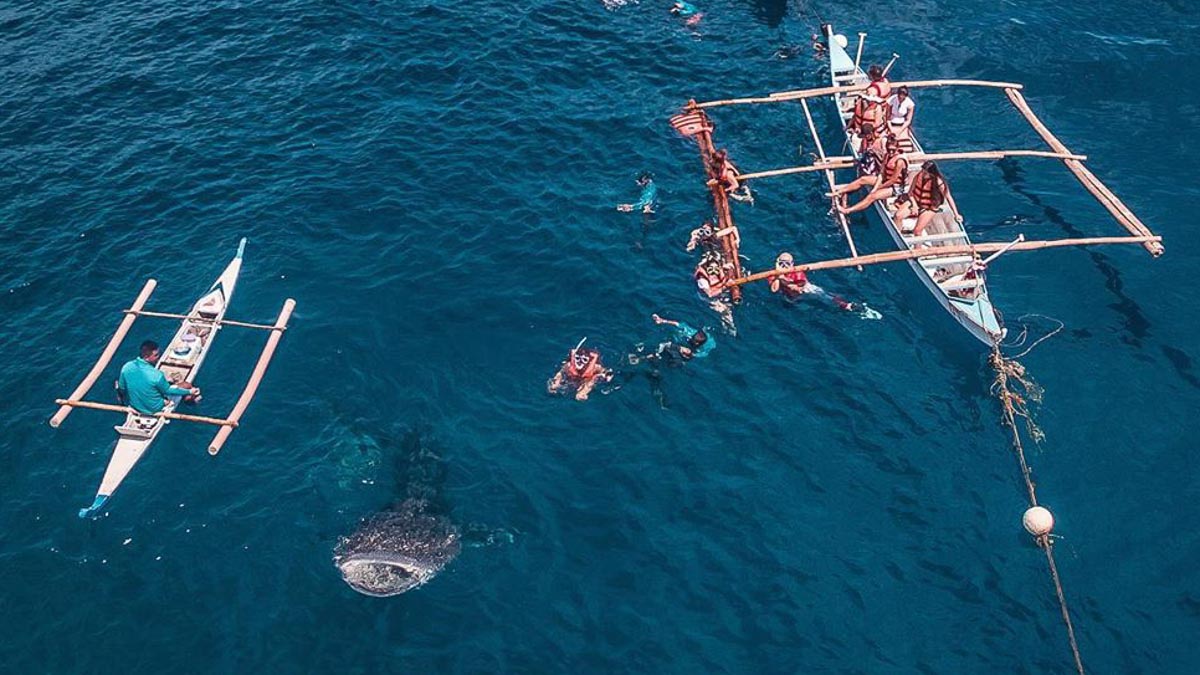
883 154 909 186
910 170 945 211
565 349 600 382
780 269 809 297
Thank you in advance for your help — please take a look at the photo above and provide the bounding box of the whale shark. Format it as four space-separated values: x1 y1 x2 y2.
334 496 462 597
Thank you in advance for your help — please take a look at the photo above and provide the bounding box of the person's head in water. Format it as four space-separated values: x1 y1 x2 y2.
636 171 653 187
140 340 159 361
776 251 795 269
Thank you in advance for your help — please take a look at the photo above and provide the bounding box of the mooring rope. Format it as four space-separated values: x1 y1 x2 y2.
990 347 1085 675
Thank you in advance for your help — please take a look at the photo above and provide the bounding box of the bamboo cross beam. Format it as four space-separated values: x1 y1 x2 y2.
124 310 285 331
728 235 1163 285
695 79 1024 109
1004 88 1164 257
50 279 158 428
738 149 1089 182
208 298 296 456
801 98 861 266
53 399 236 427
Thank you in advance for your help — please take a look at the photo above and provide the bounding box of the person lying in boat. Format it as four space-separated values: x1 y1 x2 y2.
849 65 891 134
893 161 963 237
830 123 886 199
837 135 909 215
887 86 915 152
116 340 200 415
617 172 658 214
547 340 613 401
713 150 753 203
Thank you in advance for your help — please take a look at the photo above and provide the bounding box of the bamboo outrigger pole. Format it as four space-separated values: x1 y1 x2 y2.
737 150 1089 183
50 279 158 428
1004 88 1163 257
800 98 860 265
53 399 236 426
125 310 284 331
729 235 1162 285
208 298 296 455
681 102 744 301
696 79 1025 109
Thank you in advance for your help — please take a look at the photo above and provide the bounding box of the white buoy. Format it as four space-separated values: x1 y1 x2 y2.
1023 506 1054 536
833 34 849 49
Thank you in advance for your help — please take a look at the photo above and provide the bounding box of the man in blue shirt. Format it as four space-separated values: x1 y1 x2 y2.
117 340 200 414
650 313 714 361
616 172 658 214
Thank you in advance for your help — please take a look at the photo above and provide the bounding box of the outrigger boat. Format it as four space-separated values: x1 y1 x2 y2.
49 239 296 518
672 25 1163 347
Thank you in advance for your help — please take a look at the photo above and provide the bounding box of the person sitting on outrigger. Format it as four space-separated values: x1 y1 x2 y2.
547 339 613 401
837 135 909 215
117 340 200 415
893 161 962 237
769 252 881 319
713 150 753 203
617 172 658 214
694 248 737 334
831 123 887 202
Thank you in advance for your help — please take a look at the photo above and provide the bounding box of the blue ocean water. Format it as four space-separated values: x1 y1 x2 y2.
2 0 1198 671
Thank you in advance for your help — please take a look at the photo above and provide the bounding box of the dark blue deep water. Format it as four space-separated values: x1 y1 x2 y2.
2 1 1198 672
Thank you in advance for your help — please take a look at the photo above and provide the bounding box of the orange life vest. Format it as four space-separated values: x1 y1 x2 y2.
910 170 945 211
565 349 601 382
883 154 909 186
779 270 809 298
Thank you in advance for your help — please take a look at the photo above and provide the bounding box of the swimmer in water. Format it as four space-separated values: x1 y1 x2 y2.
694 249 737 335
547 339 614 401
686 220 718 253
617 172 658 214
769 252 882 319
648 313 714 362
670 0 703 26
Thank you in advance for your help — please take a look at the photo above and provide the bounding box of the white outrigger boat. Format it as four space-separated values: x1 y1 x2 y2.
674 26 1163 347
822 26 1004 344
49 239 296 518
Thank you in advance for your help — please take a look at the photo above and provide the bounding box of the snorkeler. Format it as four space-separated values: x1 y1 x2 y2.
647 313 714 361
547 339 614 401
686 221 718 252
670 0 703 26
617 172 658 214
694 249 737 334
769 252 881 319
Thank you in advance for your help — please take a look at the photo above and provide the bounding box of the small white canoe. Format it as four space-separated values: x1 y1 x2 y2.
78 239 245 518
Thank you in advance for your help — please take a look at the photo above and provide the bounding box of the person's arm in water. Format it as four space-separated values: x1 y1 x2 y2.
652 313 680 328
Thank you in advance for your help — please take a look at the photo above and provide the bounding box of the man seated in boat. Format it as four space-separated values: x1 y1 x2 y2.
713 150 753 203
830 123 887 199
116 340 200 415
849 65 891 135
893 161 963 237
837 135 909 215
886 86 915 153
547 340 613 402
